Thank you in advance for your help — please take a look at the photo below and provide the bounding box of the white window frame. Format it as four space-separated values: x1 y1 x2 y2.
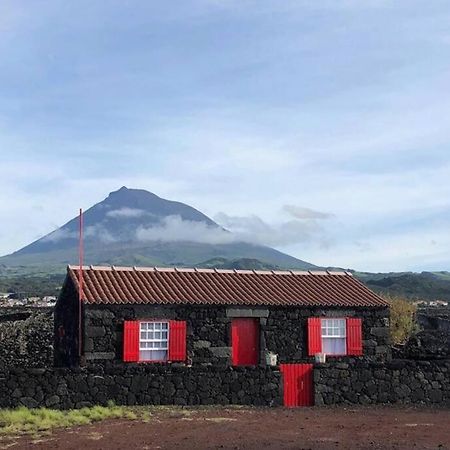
139 321 169 362
321 318 346 356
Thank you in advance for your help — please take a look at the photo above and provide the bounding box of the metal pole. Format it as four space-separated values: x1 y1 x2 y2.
78 208 83 358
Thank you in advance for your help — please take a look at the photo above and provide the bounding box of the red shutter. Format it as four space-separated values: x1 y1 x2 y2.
346 318 363 356
168 320 187 362
308 317 322 356
123 321 139 362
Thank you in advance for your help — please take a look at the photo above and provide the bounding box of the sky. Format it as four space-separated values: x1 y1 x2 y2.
1 0 450 272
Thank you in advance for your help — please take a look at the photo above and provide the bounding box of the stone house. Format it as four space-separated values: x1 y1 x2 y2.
54 265 390 406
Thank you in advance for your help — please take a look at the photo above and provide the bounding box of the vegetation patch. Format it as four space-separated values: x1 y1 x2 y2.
387 295 419 345
0 403 137 436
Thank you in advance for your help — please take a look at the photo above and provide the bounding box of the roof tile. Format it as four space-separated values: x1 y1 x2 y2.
67 265 388 308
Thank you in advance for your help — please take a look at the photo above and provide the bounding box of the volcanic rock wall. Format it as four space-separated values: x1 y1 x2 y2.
0 365 282 409
315 359 450 406
0 307 53 369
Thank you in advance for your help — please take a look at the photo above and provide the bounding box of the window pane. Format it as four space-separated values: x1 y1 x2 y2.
139 349 167 361
322 337 346 355
139 321 169 359
321 318 345 337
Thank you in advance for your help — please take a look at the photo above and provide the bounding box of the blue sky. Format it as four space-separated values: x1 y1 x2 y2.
1 0 450 272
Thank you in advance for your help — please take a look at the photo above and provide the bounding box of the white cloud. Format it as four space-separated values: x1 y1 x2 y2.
214 212 329 247
40 224 117 244
106 208 148 219
135 211 331 248
283 205 334 220
84 225 117 243
136 216 234 244
41 228 77 243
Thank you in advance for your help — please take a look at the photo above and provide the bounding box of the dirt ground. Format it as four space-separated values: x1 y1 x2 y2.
1 406 450 450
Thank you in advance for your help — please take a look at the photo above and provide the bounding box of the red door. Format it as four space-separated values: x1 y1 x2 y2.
232 318 259 366
280 364 314 407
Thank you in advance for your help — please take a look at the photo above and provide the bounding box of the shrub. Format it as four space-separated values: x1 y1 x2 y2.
387 295 419 345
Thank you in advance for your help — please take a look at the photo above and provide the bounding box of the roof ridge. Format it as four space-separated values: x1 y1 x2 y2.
67 264 352 277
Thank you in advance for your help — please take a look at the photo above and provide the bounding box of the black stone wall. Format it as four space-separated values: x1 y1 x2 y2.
1 360 449 409
79 304 390 367
0 366 282 409
314 359 450 407
54 279 80 367
0 307 53 369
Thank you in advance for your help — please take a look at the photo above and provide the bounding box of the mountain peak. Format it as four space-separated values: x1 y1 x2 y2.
1 188 316 272
107 186 162 202
11 187 219 255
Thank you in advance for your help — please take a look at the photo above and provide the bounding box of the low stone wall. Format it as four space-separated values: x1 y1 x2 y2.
314 359 450 407
0 307 53 369
0 366 282 410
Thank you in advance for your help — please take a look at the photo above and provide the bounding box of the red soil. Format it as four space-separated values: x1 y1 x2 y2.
2 405 450 450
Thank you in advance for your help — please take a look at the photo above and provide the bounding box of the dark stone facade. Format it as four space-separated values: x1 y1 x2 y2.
314 359 450 407
0 366 282 409
61 304 390 367
0 307 53 369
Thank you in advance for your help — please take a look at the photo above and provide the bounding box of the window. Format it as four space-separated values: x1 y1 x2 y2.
321 318 346 355
308 317 363 357
139 321 169 361
123 320 187 363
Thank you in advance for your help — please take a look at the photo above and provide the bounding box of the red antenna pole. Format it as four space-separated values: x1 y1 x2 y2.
78 208 84 358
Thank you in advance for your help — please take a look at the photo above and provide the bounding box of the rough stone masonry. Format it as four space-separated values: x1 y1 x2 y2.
0 365 282 409
314 359 450 407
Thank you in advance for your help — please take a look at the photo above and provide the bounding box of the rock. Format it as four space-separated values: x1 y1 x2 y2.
193 340 211 349
45 395 60 407
20 397 38 408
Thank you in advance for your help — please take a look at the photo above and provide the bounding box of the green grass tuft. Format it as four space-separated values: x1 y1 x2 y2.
0 404 138 436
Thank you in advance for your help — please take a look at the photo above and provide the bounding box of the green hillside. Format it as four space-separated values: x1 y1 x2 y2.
1 258 449 301
353 271 450 301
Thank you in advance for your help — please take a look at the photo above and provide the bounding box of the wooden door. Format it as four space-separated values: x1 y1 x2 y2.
232 318 259 366
280 363 314 407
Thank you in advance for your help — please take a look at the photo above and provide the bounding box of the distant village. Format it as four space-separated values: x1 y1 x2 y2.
412 300 449 308
0 290 447 309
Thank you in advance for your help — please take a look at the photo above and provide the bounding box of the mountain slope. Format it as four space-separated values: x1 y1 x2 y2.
355 271 450 301
0 187 317 274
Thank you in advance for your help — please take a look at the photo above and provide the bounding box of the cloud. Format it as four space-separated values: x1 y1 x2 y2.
283 205 334 220
136 216 234 244
214 212 330 247
84 225 117 243
106 208 148 219
41 224 116 244
41 228 77 243
135 212 330 248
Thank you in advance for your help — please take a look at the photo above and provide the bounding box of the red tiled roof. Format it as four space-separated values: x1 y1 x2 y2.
66 265 388 308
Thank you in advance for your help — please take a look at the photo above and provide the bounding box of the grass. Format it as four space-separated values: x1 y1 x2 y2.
0 404 250 437
0 402 138 435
